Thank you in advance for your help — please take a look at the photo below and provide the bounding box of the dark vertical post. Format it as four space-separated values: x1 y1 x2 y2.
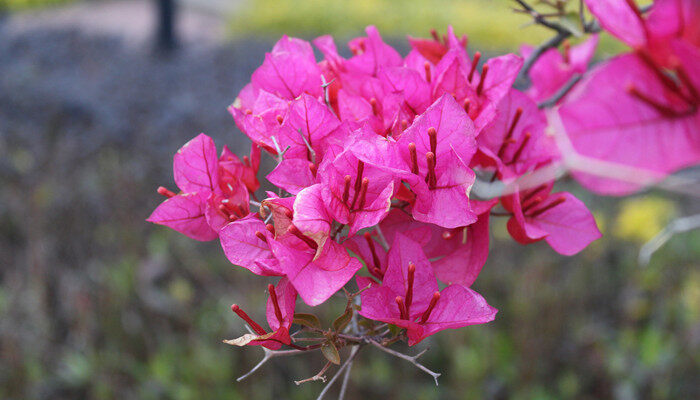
156 0 177 52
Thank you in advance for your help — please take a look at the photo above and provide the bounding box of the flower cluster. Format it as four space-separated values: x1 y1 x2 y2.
147 0 698 375
148 24 603 350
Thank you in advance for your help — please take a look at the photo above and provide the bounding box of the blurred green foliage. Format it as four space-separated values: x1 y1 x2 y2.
1 0 72 11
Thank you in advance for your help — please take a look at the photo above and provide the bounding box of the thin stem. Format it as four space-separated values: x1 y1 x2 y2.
316 345 362 400
367 340 441 385
237 347 307 382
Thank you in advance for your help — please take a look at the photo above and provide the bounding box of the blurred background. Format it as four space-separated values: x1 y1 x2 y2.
0 0 698 399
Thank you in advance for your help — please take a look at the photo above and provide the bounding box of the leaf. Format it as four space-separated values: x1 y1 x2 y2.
321 341 341 365
332 308 353 332
293 313 321 330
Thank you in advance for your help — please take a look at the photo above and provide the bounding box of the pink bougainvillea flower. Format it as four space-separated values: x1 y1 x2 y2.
229 87 289 152
585 0 699 66
219 213 282 276
559 52 700 195
395 94 479 228
255 185 363 306
148 133 251 240
317 134 398 236
521 35 599 102
344 25 403 77
251 35 323 99
228 277 297 350
475 89 558 180
358 234 497 345
501 183 601 255
377 206 493 287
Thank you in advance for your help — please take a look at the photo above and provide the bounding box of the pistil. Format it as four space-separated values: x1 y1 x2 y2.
356 178 370 210
288 225 318 250
268 284 284 325
420 292 441 323
468 52 481 82
425 152 437 189
408 143 419 175
424 61 432 83
428 127 437 156
476 64 489 96
157 186 176 198
405 262 416 316
528 196 566 217
364 232 384 279
395 296 409 320
231 304 267 335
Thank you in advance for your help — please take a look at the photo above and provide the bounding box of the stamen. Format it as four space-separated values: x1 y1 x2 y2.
408 143 419 175
425 152 437 189
268 284 284 325
626 84 681 117
350 160 365 208
231 304 267 335
424 61 432 83
309 163 317 177
463 98 471 114
442 230 453 240
364 232 384 279
468 52 481 82
430 28 439 42
419 292 441 323
428 127 437 156
288 225 318 250
509 132 532 164
356 178 370 210
529 196 566 217
255 231 268 243
370 98 380 116
395 296 408 320
400 119 409 131
157 186 176 198
476 64 489 96
405 262 416 316
342 175 352 205
522 196 544 213
522 184 548 203
276 115 284 124
266 223 275 235
243 155 250 167
244 109 252 115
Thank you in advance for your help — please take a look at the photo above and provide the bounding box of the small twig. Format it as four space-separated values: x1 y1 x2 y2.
316 345 362 400
518 31 570 83
639 214 700 265
538 74 582 108
295 361 332 385
237 347 307 382
368 340 441 385
337 356 354 400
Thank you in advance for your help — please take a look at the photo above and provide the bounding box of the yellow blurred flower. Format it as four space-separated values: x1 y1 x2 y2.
614 196 676 243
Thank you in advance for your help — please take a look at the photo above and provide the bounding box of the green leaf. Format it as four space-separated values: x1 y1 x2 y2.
321 341 341 365
332 308 353 332
293 313 321 329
